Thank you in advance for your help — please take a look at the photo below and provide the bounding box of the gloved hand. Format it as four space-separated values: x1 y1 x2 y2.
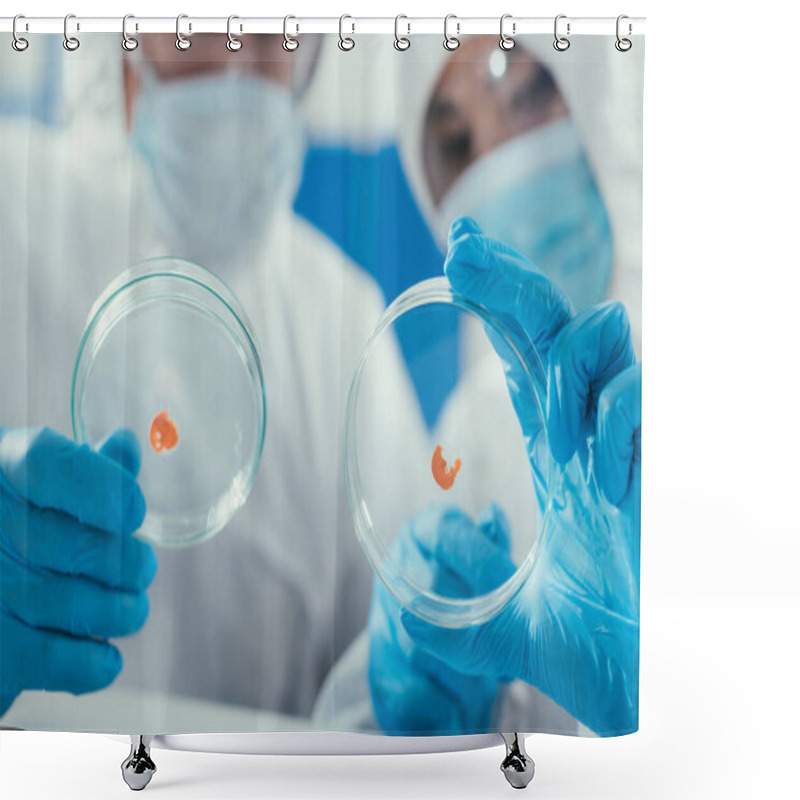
381 217 641 736
1 427 156 718
368 503 513 735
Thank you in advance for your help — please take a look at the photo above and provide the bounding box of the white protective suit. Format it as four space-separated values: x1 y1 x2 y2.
395 34 643 353
0 88 426 727
313 34 643 736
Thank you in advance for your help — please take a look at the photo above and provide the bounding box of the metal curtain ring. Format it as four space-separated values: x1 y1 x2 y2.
339 15 355 51
500 14 515 50
443 14 460 51
122 14 138 51
553 14 570 51
500 14 517 50
63 14 80 51
615 14 632 51
12 14 29 52
175 14 191 51
227 15 242 51
394 14 410 51
283 15 299 51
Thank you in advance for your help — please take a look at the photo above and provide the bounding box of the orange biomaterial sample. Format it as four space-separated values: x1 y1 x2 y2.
431 444 461 490
149 410 179 453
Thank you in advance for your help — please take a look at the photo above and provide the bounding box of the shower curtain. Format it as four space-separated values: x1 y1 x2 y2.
0 25 644 741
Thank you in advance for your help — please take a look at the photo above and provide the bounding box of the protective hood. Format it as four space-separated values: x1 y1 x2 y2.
394 34 644 352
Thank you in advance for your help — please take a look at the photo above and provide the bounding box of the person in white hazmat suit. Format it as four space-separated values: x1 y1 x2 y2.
0 33 425 725
313 34 643 737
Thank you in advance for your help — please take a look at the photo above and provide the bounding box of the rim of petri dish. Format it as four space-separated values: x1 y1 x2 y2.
344 276 553 629
71 257 267 547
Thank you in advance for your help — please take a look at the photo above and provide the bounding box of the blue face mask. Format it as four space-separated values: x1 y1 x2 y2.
131 66 303 266
438 117 613 311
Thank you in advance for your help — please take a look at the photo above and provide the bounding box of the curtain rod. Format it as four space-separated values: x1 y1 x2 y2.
0 16 645 37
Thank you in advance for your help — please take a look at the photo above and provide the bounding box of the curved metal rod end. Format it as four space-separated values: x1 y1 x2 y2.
500 733 535 790
121 735 157 791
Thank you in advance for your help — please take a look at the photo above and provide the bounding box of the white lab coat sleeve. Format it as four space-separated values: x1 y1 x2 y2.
316 263 430 728
324 246 389 688
311 629 580 735
311 630 380 732
493 682 580 735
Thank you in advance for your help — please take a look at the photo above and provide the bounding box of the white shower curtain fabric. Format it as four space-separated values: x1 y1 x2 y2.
0 30 644 739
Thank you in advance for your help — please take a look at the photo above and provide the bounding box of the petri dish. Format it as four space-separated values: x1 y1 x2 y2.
72 258 266 547
345 276 552 628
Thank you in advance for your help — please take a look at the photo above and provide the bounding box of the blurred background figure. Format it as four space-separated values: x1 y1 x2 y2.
395 35 641 347
311 34 642 737
419 39 611 311
123 34 313 266
1 32 422 723
295 35 642 426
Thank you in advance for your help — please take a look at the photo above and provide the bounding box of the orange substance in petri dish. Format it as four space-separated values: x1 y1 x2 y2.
431 444 461 491
149 410 179 453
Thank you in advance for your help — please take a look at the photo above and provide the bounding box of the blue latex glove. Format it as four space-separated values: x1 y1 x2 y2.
378 217 641 736
1 427 156 718
368 503 514 735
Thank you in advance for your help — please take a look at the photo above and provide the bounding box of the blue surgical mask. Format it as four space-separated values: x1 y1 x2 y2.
131 66 303 266
438 117 613 311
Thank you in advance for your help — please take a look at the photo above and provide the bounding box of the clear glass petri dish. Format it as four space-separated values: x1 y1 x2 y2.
345 276 552 628
72 258 266 547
